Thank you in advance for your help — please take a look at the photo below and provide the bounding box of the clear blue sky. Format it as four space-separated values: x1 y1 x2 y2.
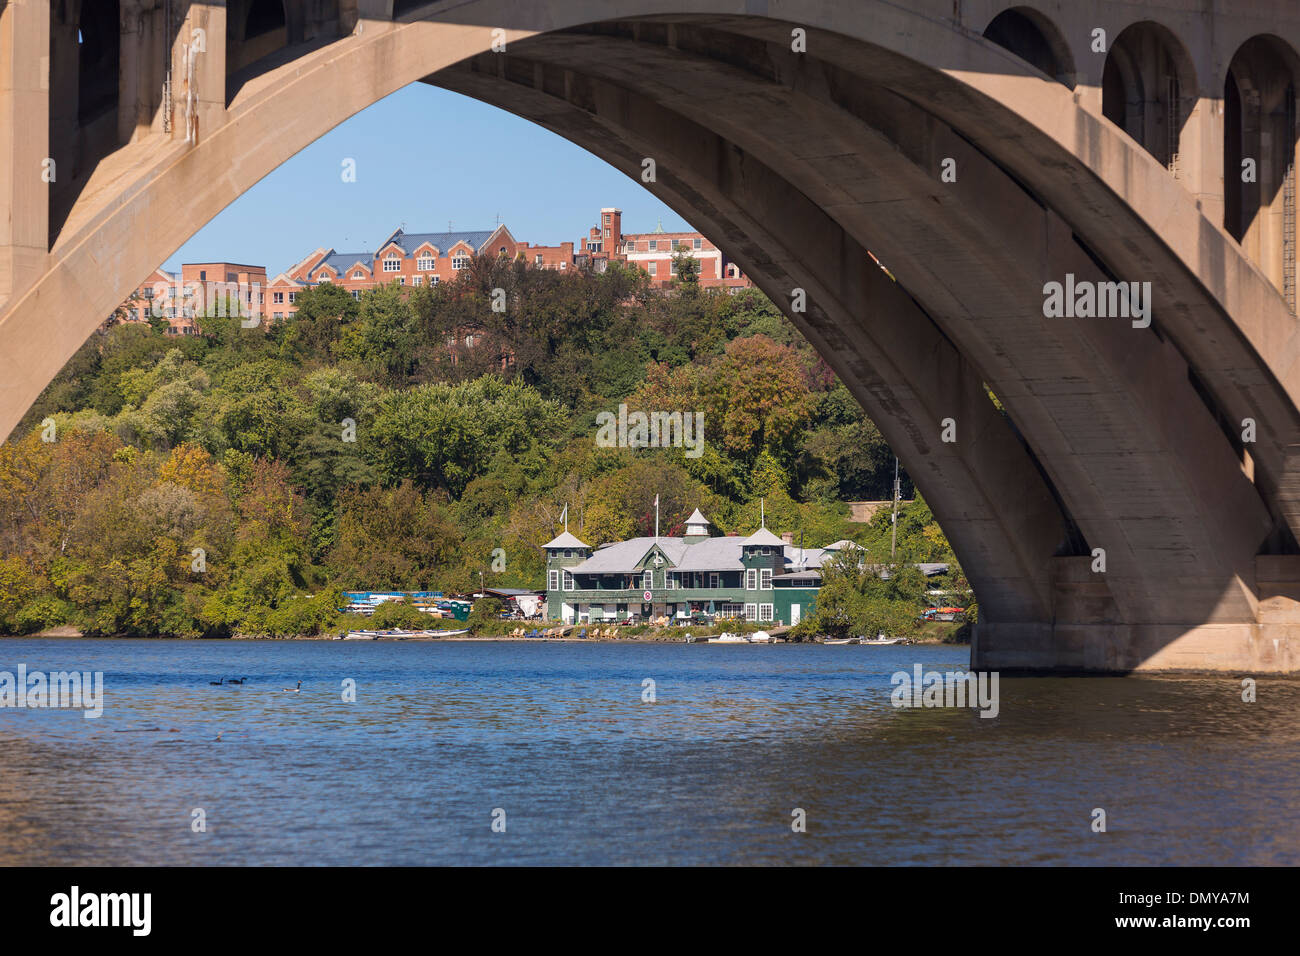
164 83 695 276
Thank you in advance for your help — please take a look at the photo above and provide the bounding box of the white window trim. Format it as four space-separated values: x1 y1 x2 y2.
383 257 401 272
563 571 575 592
760 569 772 590
642 570 654 591
744 603 758 622
759 603 774 622
745 568 758 590
548 570 560 591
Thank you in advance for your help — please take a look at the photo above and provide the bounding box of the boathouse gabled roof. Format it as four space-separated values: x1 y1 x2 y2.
542 531 589 550
674 536 745 571
740 526 785 548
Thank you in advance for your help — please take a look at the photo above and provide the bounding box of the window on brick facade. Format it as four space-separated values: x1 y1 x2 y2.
412 275 422 286
273 292 283 304
383 257 400 272
353 271 364 279
417 257 434 271
648 240 657 251
288 292 296 304
647 263 657 276
693 238 702 249
452 256 469 270
351 291 361 300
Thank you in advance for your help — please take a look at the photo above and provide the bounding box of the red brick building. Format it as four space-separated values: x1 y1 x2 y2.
579 208 751 289
117 262 269 335
116 208 751 330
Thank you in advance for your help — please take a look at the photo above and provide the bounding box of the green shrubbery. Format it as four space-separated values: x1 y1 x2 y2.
1 261 961 636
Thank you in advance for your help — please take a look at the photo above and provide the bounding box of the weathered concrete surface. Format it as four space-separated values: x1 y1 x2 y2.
4 0 1300 672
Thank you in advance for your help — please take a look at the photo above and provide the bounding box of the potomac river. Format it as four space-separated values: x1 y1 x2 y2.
1 638 1298 865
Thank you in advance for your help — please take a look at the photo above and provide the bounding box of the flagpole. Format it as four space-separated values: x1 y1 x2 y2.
890 458 900 560
654 495 660 540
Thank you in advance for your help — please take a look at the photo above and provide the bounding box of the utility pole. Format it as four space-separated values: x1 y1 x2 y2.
890 457 900 560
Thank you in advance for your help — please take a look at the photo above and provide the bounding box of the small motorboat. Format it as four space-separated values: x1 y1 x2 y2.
748 630 773 643
858 632 906 645
706 632 751 643
343 627 470 640
823 638 853 645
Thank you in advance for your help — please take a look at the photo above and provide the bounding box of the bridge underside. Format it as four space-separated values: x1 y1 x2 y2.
4 2 1300 672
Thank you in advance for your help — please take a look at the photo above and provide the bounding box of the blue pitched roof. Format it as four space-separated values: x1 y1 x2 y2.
314 251 372 276
380 228 496 257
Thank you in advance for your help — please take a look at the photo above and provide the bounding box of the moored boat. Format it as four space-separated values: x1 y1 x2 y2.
706 632 751 643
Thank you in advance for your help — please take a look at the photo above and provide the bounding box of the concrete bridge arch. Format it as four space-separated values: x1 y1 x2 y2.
4 0 1300 671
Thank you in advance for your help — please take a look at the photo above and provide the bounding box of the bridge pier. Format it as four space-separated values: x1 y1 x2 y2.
0 0 50 309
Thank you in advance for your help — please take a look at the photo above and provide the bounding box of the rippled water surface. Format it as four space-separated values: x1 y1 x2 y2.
1 638 1297 865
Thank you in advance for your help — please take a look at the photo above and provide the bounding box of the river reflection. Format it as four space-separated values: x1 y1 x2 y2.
0 639 1296 865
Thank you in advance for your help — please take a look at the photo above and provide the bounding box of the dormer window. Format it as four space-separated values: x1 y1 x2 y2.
417 256 434 271
383 256 401 272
